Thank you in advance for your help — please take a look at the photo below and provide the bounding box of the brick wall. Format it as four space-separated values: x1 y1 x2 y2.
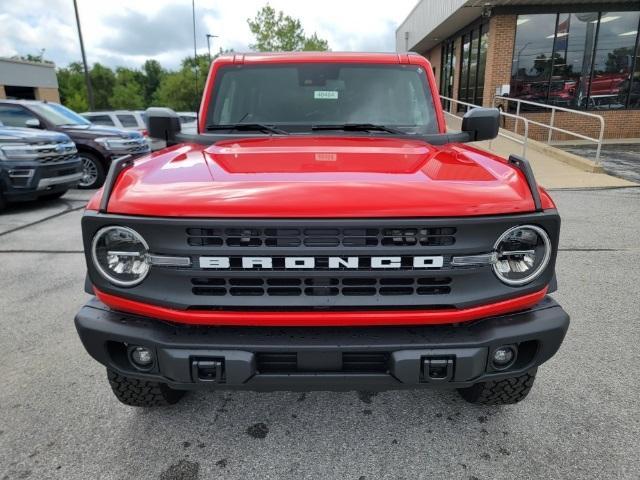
35 87 60 103
426 47 442 91
0 85 5 99
483 14 516 108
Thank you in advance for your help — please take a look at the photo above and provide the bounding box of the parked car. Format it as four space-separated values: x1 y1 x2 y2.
0 100 149 189
75 52 569 408
0 121 81 211
80 110 163 151
176 112 197 133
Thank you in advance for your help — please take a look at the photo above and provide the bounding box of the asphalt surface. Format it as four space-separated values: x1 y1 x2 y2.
560 143 640 183
1 187 639 480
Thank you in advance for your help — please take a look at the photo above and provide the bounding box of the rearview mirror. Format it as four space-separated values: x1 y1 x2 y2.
146 107 182 144
25 118 41 128
461 108 500 142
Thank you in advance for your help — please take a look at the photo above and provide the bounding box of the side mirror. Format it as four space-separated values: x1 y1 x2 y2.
25 118 41 128
146 107 181 144
461 107 500 141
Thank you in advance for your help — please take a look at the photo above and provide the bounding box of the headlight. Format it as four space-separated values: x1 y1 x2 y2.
493 225 551 286
0 143 39 161
95 136 147 152
91 226 150 287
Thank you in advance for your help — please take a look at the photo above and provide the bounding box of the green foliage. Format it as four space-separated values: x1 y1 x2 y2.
247 4 329 52
90 63 116 109
152 54 210 111
111 67 144 110
142 60 166 106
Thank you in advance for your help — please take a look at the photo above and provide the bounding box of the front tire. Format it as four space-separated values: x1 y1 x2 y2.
457 369 537 405
107 369 185 407
77 152 105 189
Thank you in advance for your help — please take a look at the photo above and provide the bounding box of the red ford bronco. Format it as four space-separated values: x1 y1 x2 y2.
75 52 569 407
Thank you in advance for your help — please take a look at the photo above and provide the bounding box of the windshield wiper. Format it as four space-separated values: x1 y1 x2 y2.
311 123 406 135
206 123 289 135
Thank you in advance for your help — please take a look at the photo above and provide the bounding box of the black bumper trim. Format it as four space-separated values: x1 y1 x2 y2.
74 296 569 391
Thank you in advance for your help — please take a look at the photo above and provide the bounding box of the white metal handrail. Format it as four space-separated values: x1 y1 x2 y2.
492 96 604 164
439 96 530 156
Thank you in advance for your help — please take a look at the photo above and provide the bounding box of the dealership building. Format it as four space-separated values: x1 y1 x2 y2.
397 1 640 139
0 57 60 103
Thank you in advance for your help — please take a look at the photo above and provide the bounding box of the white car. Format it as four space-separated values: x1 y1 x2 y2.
81 110 165 151
176 112 198 134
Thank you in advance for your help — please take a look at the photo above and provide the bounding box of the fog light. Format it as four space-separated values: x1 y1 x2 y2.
130 346 154 369
492 346 516 368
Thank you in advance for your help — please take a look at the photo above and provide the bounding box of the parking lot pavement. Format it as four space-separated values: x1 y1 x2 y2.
1 187 639 480
560 143 640 183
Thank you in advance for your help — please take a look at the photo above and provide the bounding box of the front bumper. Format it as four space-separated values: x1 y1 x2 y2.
1 159 82 201
75 296 569 391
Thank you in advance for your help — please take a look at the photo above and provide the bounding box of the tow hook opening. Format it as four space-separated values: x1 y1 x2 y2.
191 358 225 383
421 357 454 382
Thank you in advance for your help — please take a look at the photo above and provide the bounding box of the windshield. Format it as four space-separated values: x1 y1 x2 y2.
30 103 90 126
206 63 438 134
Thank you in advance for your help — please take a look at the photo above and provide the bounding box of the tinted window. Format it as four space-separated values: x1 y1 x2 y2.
511 14 558 104
29 103 90 126
88 115 115 126
511 11 640 110
0 105 38 127
590 12 640 110
207 64 438 133
549 13 598 108
116 114 138 127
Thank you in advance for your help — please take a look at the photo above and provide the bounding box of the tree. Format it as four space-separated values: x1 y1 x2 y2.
111 67 144 110
57 62 88 111
90 63 116 110
142 60 166 106
152 54 210 111
247 5 329 52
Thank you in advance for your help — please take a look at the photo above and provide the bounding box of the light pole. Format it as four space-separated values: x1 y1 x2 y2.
206 34 218 62
72 0 94 109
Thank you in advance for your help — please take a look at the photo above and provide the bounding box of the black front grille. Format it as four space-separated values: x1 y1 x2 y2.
38 153 78 165
256 352 389 373
187 226 456 248
192 276 452 297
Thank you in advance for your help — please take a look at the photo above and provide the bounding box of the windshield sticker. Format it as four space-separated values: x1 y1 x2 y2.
314 91 339 100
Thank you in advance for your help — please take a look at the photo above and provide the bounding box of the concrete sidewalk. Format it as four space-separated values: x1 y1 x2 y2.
446 117 637 189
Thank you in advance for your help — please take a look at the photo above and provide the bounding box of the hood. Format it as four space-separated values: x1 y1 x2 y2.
102 136 549 217
60 124 142 139
0 126 71 144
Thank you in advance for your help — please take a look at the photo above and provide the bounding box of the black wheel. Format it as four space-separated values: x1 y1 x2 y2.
0 192 6 212
77 152 106 189
457 369 537 405
107 369 185 407
40 189 68 201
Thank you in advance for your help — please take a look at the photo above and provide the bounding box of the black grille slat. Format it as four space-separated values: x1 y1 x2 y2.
190 277 452 297
186 225 456 248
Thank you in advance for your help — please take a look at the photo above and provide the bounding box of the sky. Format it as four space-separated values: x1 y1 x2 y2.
0 0 417 70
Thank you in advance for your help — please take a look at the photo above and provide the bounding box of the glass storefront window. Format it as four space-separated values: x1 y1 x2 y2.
456 22 488 108
511 10 640 110
549 13 598 108
511 14 558 105
459 34 470 107
476 30 488 105
590 12 640 110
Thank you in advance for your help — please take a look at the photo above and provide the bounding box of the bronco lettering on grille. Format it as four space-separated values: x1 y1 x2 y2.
199 256 444 269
